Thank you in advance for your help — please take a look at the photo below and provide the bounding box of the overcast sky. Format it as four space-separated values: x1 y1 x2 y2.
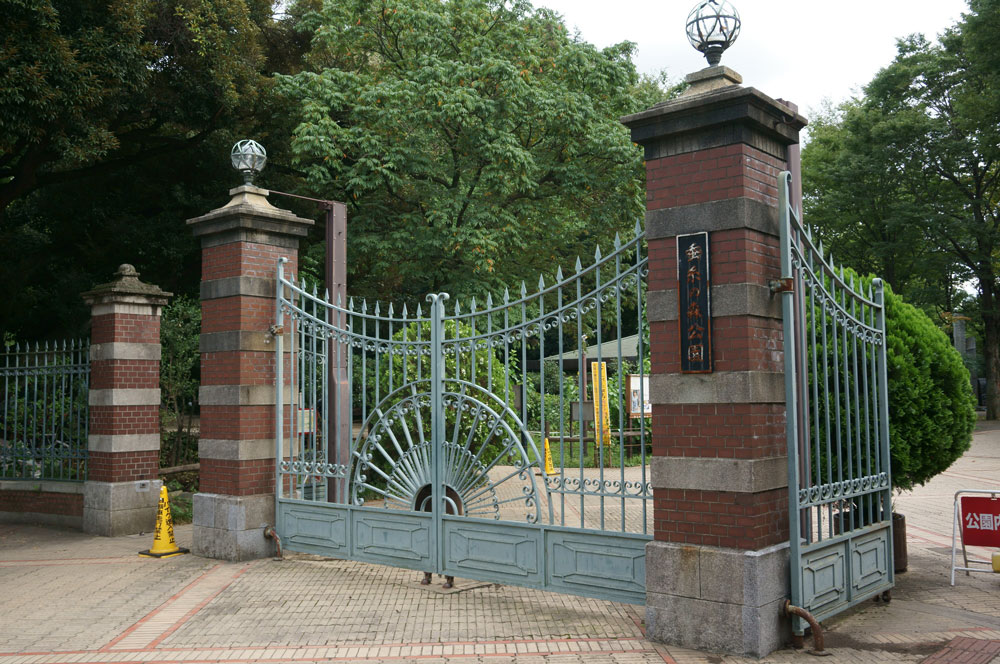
535 0 970 120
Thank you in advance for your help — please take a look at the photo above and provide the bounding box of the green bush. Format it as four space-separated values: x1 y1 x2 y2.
882 283 976 490
809 272 975 493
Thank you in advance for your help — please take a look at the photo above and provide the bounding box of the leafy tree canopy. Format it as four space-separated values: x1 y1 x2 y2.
0 0 276 219
279 0 673 302
802 0 1000 416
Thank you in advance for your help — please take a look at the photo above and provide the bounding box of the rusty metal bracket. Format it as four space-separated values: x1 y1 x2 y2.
770 278 794 294
269 324 284 336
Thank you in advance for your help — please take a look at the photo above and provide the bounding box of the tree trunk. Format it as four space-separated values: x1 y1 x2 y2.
981 282 1000 419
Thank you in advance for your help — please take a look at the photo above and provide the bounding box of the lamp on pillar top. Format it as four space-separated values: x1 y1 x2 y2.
231 139 267 185
686 0 741 67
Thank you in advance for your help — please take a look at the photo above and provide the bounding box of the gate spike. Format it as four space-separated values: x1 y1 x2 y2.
594 244 602 261
416 302 422 318
575 256 583 273
868 284 874 299
555 265 564 282
402 303 408 319
840 265 845 281
470 297 477 313
361 299 368 314
454 299 461 316
520 281 527 297
311 282 318 297
503 287 510 303
538 274 545 291
486 293 493 309
634 218 642 236
375 301 381 316
349 296 355 311
335 292 342 308
614 232 621 249
817 239 824 258
388 302 394 318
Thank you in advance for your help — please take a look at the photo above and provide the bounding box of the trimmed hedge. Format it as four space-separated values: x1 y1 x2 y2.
881 282 976 490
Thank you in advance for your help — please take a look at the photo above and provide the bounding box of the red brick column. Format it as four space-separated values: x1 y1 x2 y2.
187 185 313 560
81 264 171 536
622 66 806 657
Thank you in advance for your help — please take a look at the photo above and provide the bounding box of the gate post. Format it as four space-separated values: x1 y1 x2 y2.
187 184 313 560
81 264 171 535
622 69 806 656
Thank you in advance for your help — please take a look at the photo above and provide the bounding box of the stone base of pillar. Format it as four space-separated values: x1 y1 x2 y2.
192 493 275 561
645 541 791 657
83 479 162 536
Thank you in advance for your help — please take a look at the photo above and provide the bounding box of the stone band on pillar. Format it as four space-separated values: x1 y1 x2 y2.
188 184 313 561
622 68 806 657
81 265 171 536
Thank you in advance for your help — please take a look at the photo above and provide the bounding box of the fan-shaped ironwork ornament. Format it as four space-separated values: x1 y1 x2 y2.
686 0 741 67
231 139 267 185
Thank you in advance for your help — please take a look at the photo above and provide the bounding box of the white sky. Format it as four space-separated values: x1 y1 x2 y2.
535 0 970 119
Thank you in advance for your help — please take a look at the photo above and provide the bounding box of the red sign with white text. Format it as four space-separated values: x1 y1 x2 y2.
960 496 1000 547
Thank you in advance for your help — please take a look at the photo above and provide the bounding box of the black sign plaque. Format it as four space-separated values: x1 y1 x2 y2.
677 232 712 373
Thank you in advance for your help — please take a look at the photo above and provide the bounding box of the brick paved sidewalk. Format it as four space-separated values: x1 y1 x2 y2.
1 424 998 664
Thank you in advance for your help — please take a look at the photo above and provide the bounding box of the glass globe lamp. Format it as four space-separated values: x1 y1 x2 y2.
685 1 741 67
231 139 267 185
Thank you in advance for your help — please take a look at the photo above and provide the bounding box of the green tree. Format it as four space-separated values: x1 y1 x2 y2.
0 0 316 339
803 1 1000 417
0 0 281 219
279 0 671 303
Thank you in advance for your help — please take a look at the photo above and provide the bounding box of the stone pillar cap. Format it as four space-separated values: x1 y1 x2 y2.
187 185 315 239
680 65 743 97
81 264 172 306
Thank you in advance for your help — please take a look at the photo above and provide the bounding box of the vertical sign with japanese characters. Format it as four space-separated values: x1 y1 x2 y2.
677 232 712 373
960 495 1000 547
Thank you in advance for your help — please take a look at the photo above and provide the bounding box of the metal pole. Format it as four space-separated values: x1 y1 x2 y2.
325 202 350 502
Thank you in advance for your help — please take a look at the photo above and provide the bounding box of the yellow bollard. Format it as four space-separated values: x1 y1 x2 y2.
543 437 556 475
139 485 190 558
993 552 1000 574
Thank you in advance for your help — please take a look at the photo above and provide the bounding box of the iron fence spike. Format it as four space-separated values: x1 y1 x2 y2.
470 297 477 312
388 302 394 317
402 303 409 318
520 281 527 297
486 293 493 307
416 302 423 317
594 244 602 260
634 218 642 236
575 256 583 273
504 287 510 302
555 265 564 281
614 232 621 249
538 274 545 290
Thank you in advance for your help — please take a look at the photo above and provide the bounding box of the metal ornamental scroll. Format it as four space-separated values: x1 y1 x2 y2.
677 232 712 373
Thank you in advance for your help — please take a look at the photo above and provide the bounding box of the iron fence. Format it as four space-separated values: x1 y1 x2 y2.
1 340 90 481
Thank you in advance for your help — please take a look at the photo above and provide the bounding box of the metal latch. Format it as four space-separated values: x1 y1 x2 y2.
770 278 794 294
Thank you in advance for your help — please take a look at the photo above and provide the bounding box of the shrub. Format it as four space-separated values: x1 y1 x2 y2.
882 284 976 490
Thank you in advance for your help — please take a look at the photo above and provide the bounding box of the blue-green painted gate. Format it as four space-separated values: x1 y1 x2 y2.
274 226 651 604
778 172 894 633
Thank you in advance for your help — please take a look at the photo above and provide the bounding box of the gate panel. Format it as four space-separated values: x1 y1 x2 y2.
778 172 894 632
275 222 651 604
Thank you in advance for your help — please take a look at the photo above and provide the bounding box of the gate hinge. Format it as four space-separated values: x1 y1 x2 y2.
770 278 794 294
269 324 284 336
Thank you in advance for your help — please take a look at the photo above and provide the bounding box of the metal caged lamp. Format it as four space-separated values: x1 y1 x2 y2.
686 0 741 67
231 139 267 185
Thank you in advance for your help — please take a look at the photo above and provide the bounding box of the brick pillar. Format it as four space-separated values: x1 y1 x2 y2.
81 264 171 536
622 66 806 657
187 185 313 560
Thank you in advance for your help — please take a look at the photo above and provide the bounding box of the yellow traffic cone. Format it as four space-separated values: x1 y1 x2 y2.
543 437 556 475
139 485 190 558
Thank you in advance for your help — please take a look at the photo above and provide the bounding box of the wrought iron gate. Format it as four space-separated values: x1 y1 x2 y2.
778 172 894 633
274 224 651 604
